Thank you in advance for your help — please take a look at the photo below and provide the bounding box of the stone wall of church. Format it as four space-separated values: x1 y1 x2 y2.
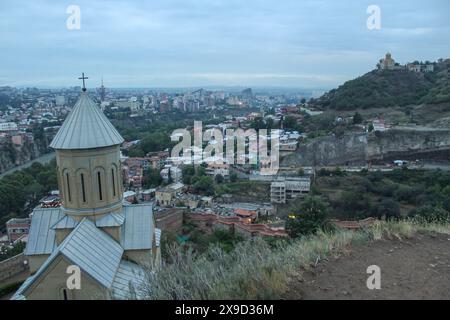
25 255 106 300
0 253 29 282
56 145 123 216
28 254 50 274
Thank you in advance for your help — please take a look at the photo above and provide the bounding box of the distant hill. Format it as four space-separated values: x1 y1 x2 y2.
312 59 450 110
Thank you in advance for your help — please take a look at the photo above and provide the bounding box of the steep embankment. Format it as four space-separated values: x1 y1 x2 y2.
281 128 450 166
0 139 47 174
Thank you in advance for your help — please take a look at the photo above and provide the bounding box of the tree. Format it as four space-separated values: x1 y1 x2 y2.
167 168 174 184
442 185 450 197
340 191 371 218
193 176 214 195
283 116 298 131
352 112 363 124
286 196 333 237
215 174 224 184
411 205 449 223
197 165 206 177
0 242 26 262
377 199 400 220
250 117 265 130
368 122 374 132
230 172 238 182
143 167 163 188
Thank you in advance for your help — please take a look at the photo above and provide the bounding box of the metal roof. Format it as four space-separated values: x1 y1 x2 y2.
51 214 78 230
155 228 161 247
95 212 125 227
58 218 124 287
111 260 146 300
11 276 35 300
25 208 63 255
50 92 124 150
17 218 124 297
121 204 154 250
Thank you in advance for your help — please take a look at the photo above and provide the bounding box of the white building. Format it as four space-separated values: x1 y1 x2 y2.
270 176 311 204
0 122 18 131
160 165 182 183
372 119 390 132
205 163 230 178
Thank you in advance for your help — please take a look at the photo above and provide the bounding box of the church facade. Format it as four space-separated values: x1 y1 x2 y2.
12 89 160 300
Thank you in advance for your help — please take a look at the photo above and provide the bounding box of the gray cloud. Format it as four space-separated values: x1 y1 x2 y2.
0 0 449 88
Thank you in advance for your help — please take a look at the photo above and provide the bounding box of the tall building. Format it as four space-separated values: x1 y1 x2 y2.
99 77 106 102
12 88 161 300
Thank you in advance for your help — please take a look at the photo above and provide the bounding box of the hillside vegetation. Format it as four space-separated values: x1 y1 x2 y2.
138 221 450 300
312 59 450 110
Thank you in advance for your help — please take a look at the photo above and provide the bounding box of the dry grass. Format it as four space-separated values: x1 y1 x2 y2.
138 220 450 300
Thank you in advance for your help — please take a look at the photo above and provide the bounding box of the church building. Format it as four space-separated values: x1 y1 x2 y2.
12 81 160 300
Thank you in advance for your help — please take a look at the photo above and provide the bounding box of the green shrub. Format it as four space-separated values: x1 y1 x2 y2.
410 205 450 223
0 281 23 297
285 196 334 237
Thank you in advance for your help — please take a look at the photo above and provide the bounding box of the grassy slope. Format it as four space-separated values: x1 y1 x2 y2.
139 221 450 300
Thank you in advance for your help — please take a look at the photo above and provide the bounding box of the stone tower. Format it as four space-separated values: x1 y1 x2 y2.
50 92 124 219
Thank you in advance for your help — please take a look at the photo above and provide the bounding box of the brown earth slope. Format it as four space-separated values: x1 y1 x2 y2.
286 232 450 300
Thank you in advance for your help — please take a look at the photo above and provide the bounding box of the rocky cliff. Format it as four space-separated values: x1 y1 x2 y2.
281 128 450 166
0 138 49 174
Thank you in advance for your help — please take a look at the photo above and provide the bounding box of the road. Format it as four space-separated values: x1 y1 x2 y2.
0 152 55 179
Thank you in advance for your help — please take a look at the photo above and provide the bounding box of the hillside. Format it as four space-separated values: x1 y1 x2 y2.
286 231 450 299
312 59 450 110
138 221 450 300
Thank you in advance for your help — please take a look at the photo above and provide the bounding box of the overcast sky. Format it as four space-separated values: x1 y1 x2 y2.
0 0 449 89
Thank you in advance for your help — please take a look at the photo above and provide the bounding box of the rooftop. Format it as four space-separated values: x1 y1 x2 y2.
50 92 124 150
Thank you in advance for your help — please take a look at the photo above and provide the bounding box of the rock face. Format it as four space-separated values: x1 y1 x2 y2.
0 138 47 174
281 129 450 166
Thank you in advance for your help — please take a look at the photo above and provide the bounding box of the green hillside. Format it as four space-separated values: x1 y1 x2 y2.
312 59 450 110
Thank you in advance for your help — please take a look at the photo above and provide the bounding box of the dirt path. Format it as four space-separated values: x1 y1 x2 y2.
286 232 450 300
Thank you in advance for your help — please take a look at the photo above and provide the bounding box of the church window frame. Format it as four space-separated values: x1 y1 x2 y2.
97 171 103 201
62 169 72 203
80 173 87 203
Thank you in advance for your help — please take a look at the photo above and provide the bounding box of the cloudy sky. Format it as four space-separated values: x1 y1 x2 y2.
0 0 449 89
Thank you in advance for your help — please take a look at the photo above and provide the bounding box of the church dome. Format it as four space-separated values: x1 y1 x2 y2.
50 92 124 150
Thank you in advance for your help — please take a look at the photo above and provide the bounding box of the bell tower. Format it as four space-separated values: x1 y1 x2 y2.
50 74 124 219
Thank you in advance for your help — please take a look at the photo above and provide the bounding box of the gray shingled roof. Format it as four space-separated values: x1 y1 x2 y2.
50 92 124 150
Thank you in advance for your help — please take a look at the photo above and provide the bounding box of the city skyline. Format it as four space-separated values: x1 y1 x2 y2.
1 0 449 88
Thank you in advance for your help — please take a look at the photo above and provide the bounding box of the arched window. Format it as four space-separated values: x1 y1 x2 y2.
80 173 86 203
97 171 103 201
111 168 116 197
66 172 72 202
